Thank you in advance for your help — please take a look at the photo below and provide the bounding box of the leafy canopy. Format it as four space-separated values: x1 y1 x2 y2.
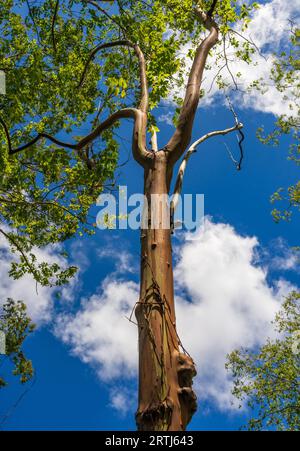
0 0 257 285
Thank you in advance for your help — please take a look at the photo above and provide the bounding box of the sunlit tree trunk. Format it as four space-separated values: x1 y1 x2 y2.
135 151 197 431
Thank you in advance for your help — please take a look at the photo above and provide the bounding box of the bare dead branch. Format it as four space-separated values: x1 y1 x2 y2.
165 6 219 167
226 95 238 124
223 129 245 170
207 62 226 93
170 121 244 218
228 29 267 61
225 96 245 170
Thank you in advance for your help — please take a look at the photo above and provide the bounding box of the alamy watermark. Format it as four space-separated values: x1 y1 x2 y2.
96 186 204 236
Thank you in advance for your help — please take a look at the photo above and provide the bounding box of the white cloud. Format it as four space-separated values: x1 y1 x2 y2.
157 112 174 126
97 244 137 275
109 387 136 416
55 277 139 381
55 218 297 413
174 219 295 410
242 0 299 51
269 238 300 272
160 0 300 122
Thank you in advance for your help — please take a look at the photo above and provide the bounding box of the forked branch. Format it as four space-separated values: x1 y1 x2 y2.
166 5 219 166
1 4 151 167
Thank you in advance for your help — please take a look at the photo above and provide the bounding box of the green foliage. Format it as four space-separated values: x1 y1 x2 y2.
0 0 256 286
257 28 300 223
0 298 35 387
226 292 300 431
0 0 121 285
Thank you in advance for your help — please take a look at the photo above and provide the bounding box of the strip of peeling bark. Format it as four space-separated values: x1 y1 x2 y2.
150 129 158 152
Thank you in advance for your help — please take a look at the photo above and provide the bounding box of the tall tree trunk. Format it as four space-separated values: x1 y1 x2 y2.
135 151 197 431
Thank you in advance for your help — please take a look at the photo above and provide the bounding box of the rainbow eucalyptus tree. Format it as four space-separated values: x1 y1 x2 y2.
0 0 257 430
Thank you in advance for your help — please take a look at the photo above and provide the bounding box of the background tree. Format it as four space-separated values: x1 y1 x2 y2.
226 292 300 431
0 0 259 430
0 299 35 388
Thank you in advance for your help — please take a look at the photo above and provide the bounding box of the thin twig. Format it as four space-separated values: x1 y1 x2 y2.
77 40 132 88
51 0 60 53
223 36 238 90
225 96 245 170
171 121 244 216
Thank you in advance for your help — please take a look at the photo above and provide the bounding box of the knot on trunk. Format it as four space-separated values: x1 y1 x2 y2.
136 398 174 431
177 353 197 386
176 353 197 428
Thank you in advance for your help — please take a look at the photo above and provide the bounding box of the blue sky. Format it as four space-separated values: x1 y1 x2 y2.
0 0 299 431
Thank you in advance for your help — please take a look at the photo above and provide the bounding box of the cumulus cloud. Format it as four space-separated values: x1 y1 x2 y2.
54 218 297 413
160 0 300 122
55 277 139 381
174 219 295 410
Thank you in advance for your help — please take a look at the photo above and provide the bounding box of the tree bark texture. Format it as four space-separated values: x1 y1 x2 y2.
135 151 197 431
